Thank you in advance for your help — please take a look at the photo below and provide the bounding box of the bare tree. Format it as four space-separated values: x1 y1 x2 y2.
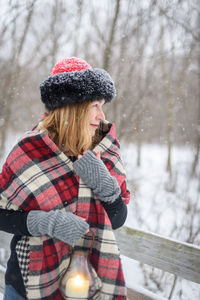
103 0 121 71
158 4 197 175
0 0 36 158
191 12 200 176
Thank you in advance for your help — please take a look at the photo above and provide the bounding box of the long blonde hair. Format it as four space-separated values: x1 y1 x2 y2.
41 101 92 156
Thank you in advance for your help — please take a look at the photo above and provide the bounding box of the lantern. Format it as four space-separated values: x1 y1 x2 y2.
60 230 102 299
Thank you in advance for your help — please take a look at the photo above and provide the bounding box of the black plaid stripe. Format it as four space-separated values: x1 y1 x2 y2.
92 292 103 300
16 236 30 284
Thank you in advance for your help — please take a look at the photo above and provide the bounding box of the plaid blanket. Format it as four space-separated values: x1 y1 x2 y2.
0 120 130 300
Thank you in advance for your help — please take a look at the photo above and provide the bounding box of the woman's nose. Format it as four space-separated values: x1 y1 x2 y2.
97 108 105 121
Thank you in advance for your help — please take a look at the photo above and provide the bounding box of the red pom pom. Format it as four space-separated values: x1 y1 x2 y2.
51 57 92 75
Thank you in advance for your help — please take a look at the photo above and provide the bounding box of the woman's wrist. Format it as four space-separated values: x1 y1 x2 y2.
102 196 128 229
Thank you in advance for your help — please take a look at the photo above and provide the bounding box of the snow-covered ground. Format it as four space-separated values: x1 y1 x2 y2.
120 142 200 299
0 136 200 299
122 143 199 238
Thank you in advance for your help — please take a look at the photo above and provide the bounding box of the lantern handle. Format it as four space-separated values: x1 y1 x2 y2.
70 227 95 254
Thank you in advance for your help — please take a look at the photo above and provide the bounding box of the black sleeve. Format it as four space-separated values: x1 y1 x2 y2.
0 208 31 236
102 196 127 230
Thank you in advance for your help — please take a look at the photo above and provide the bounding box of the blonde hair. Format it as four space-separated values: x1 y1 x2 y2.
41 101 92 156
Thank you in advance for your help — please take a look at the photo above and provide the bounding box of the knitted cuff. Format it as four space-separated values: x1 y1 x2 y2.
27 210 47 236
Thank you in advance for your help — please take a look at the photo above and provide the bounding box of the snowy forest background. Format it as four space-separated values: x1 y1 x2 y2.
0 0 199 299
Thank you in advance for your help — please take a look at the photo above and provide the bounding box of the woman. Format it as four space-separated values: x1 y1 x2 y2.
0 57 130 300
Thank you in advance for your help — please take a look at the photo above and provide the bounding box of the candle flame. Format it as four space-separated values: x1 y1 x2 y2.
73 274 85 287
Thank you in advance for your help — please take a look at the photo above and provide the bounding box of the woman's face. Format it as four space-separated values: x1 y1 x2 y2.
89 99 105 137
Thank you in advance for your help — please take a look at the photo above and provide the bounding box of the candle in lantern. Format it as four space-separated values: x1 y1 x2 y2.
65 274 90 298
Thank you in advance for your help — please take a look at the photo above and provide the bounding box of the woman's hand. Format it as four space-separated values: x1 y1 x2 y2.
27 210 89 245
73 150 121 203
77 150 86 160
95 151 101 160
80 216 89 234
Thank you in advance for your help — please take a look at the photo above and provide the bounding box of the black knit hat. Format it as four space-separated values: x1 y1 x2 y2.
40 57 116 111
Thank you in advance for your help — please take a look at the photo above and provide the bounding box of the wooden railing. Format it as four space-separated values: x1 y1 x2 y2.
115 226 200 284
115 226 200 300
1 227 200 299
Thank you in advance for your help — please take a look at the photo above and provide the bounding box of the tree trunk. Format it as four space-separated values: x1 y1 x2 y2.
0 1 35 159
103 0 120 71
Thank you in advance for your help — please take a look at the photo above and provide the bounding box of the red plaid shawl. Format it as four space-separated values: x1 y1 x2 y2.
0 120 130 300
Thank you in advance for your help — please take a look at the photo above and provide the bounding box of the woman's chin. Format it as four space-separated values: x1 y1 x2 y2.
89 128 96 137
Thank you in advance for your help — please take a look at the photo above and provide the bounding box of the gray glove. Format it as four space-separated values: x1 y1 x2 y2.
73 150 120 203
27 210 89 246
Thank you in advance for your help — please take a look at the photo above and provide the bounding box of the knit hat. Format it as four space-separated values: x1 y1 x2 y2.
40 57 116 111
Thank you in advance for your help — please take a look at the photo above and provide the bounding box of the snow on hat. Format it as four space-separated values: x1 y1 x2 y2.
40 57 116 110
